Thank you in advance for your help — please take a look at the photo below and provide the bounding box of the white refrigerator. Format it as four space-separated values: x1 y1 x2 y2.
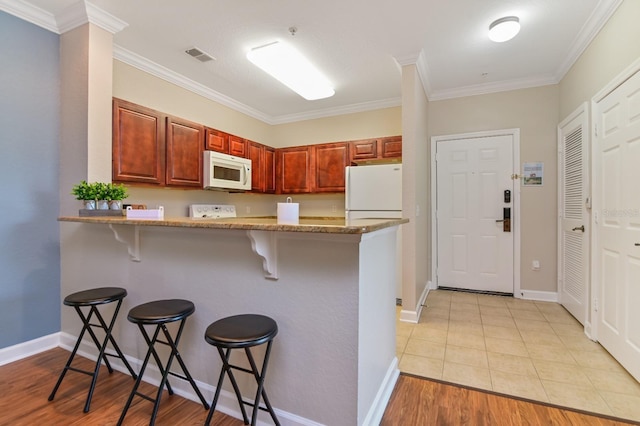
345 164 403 299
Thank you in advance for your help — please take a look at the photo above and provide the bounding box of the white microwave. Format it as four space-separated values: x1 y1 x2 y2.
203 151 252 191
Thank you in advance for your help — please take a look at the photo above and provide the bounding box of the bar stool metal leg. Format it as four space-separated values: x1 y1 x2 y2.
118 300 209 426
204 314 280 426
246 340 278 425
49 294 136 413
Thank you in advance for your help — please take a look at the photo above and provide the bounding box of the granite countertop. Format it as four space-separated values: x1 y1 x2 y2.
58 215 408 234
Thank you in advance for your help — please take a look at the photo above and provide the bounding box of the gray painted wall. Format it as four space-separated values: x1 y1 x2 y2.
0 11 61 349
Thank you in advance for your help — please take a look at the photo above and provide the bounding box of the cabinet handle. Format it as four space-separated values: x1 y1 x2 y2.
572 225 585 232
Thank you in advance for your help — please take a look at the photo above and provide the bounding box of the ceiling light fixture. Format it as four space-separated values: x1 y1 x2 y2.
488 16 520 43
247 41 335 100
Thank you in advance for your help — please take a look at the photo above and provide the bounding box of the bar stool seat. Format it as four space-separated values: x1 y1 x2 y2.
48 287 137 412
204 314 279 426
117 299 209 426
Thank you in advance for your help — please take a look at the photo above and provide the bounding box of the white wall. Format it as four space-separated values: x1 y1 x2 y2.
560 0 640 118
428 85 560 293
400 64 430 313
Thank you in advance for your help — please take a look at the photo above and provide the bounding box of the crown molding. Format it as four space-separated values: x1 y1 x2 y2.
0 0 57 32
113 45 274 124
57 1 128 34
1 0 127 34
269 97 402 125
115 45 402 125
554 0 623 81
393 51 433 102
429 74 557 101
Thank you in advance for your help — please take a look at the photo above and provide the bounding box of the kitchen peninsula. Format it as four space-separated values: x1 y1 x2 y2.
58 215 407 425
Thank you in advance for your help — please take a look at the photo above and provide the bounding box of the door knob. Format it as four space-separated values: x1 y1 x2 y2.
572 225 585 232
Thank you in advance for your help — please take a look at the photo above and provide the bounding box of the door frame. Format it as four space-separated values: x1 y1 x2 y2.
431 128 521 297
590 56 640 342
556 102 591 331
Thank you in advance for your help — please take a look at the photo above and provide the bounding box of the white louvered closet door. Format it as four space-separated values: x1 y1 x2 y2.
558 103 589 325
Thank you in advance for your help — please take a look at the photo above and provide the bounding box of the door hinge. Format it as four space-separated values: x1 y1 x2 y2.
593 297 599 312
595 124 598 137
511 174 520 180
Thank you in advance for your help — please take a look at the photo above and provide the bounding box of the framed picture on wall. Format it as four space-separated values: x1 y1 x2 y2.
522 162 543 186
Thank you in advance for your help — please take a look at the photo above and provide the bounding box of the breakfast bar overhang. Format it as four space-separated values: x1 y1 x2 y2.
58 216 407 425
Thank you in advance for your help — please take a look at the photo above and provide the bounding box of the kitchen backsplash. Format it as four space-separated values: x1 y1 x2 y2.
126 187 345 218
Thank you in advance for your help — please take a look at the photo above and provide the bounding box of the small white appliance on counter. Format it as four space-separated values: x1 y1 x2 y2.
346 163 403 300
189 204 237 219
203 151 251 191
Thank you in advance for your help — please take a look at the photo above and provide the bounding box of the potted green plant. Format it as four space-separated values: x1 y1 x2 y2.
71 180 98 210
105 183 128 210
94 182 110 210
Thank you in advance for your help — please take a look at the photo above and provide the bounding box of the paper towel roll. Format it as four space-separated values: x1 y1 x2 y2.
277 198 299 225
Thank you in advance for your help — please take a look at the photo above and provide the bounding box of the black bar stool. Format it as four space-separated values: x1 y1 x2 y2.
204 314 279 426
48 287 137 412
117 299 209 426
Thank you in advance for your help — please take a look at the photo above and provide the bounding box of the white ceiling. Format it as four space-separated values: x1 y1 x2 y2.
3 0 622 124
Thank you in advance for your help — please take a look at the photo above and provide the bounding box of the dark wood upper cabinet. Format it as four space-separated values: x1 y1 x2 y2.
247 140 264 192
247 140 276 194
349 136 402 163
277 146 314 194
349 138 378 161
314 142 348 192
114 99 400 194
205 127 229 153
166 116 204 187
229 135 246 157
112 99 165 185
264 146 276 194
381 136 402 158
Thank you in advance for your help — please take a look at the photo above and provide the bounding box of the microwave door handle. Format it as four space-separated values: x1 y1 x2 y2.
243 164 249 185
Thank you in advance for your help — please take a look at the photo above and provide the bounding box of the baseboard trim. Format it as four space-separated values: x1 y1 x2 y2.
399 281 430 323
58 332 325 425
362 357 399 425
0 333 60 366
519 290 558 302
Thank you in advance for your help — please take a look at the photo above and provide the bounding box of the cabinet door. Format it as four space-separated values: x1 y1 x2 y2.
315 142 348 192
277 146 314 193
247 140 264 192
166 116 204 187
205 128 229 153
381 136 402 158
264 146 276 194
112 99 165 185
349 139 378 162
229 135 247 157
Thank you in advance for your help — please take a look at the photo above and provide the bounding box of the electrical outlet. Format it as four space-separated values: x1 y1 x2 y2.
532 260 540 270
246 206 251 214
331 205 337 213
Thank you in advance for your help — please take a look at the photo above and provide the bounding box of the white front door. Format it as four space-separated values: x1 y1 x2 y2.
593 66 640 382
435 133 516 293
558 104 590 325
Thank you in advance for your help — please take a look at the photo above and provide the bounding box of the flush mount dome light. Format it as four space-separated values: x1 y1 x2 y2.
247 41 335 100
488 16 520 42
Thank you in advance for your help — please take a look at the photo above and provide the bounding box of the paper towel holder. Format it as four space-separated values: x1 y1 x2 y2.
277 197 299 225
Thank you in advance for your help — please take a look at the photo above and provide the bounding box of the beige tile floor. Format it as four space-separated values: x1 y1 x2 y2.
396 289 640 422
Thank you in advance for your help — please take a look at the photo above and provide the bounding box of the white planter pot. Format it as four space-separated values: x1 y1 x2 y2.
97 200 109 210
109 200 122 210
83 200 96 210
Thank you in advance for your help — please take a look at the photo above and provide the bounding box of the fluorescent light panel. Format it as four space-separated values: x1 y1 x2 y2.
247 41 335 100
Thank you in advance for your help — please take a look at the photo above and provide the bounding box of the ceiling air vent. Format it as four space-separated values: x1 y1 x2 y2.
185 47 215 63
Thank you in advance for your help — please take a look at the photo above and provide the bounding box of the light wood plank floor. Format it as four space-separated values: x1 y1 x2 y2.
0 348 636 425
